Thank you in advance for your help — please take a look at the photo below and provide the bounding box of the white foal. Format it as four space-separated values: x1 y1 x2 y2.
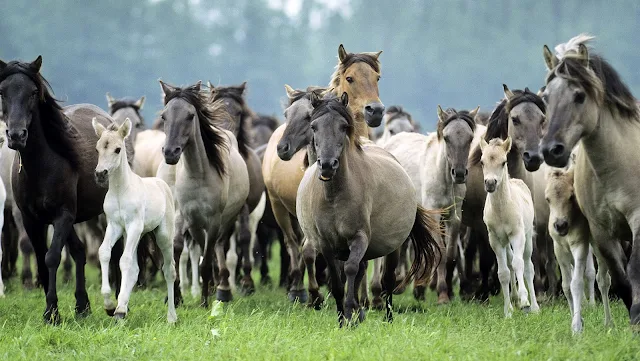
92 118 177 323
480 137 538 317
546 166 611 333
0 122 7 297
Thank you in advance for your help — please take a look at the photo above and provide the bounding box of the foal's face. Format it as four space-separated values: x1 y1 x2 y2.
480 138 511 193
540 77 598 168
278 97 314 161
311 112 348 181
508 102 546 172
545 170 575 237
162 98 196 165
0 73 39 150
92 118 131 187
443 119 474 184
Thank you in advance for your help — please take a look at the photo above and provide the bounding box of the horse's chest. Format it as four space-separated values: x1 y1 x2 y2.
576 173 630 239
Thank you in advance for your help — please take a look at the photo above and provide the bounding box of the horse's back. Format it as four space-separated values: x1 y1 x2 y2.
134 130 166 178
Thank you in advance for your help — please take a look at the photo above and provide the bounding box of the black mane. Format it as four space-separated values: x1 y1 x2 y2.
288 86 328 106
211 84 253 157
164 84 229 176
0 61 80 168
312 95 360 149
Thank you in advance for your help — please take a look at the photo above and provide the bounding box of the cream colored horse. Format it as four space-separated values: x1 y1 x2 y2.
481 137 538 317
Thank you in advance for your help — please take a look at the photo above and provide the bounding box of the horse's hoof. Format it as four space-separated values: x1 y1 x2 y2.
522 306 531 314
260 275 272 286
371 296 384 310
393 285 407 295
114 312 126 322
358 308 366 323
437 293 451 305
22 279 34 290
308 291 324 310
413 286 426 301
240 281 255 296
105 307 116 317
216 289 233 302
288 289 308 304
75 304 91 318
43 308 61 325
361 297 370 309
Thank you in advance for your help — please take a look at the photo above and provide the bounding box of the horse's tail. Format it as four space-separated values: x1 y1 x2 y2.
396 205 443 292
236 113 253 158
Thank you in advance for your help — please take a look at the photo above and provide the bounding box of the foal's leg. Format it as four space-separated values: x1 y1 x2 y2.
383 250 400 323
114 221 144 319
43 211 76 324
585 246 596 306
344 231 368 324
226 230 238 291
523 230 539 312
490 235 512 318
569 242 589 333
302 238 323 309
554 241 574 317
510 230 530 310
156 219 177 323
99 222 124 316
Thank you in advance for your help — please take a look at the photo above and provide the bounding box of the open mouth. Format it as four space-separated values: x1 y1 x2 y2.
319 174 331 181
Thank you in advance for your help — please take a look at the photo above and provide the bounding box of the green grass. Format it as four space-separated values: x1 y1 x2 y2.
1 254 639 361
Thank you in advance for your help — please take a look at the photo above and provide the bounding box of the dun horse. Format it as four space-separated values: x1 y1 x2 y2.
297 93 440 325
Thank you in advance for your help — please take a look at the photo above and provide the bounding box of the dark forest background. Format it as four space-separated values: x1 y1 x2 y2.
1 0 638 129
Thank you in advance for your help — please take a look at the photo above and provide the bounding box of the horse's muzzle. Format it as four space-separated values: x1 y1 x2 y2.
541 141 570 168
163 146 182 165
364 102 385 128
7 128 27 150
484 179 497 193
95 170 109 188
523 150 543 172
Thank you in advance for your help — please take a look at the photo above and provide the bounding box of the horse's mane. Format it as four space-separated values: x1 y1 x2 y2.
469 89 545 165
252 114 280 130
109 97 145 123
211 84 253 157
547 54 639 121
0 60 80 168
436 108 476 140
164 84 229 176
330 52 381 89
312 95 361 150
288 86 328 106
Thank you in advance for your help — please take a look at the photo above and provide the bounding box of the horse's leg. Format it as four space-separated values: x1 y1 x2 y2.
393 239 409 293
322 249 345 326
359 261 370 308
510 230 530 310
256 223 271 285
114 221 144 319
99 222 123 316
213 227 234 304
189 235 202 299
14 205 34 289
569 241 589 333
172 211 185 306
302 238 323 309
370 257 384 309
238 204 256 295
62 246 72 283
440 219 461 304
179 238 190 297
476 228 494 302
278 229 290 288
524 229 539 312
544 230 559 297
585 246 596 306
594 233 631 310
66 227 90 316
554 241 574 318
592 246 613 328
344 230 368 324
226 230 238 291
270 198 305 301
383 249 400 323
23 216 47 296
155 220 177 323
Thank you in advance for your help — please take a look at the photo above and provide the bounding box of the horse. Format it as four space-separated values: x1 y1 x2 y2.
0 56 131 323
480 137 539 317
375 105 418 146
92 118 176 322
263 44 384 304
252 114 280 148
208 82 264 294
539 35 638 324
297 93 440 325
545 164 611 333
160 80 249 306
381 105 483 305
463 85 547 301
106 93 146 142
0 121 6 296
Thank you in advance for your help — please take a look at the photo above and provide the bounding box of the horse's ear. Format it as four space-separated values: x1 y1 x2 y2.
338 44 348 63
106 92 116 109
0 59 6 71
309 91 321 108
436 105 446 123
30 55 42 73
191 81 202 91
503 136 513 153
134 96 145 110
340 92 349 107
159 80 176 96
543 45 558 70
119 118 132 139
239 81 247 94
469 106 480 119
364 50 383 60
207 81 215 92
480 138 488 151
577 43 589 67
92 117 106 138
284 84 295 99
537 86 546 98
503 84 515 100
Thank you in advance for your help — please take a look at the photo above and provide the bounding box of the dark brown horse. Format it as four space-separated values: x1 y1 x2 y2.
0 56 126 323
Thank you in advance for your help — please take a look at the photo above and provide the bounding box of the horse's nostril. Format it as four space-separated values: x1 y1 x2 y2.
523 151 531 161
451 168 456 176
550 144 565 156
365 105 373 114
330 159 339 169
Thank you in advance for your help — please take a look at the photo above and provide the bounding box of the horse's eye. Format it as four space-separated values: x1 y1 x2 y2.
389 129 395 135
346 77 354 84
574 91 586 104
545 197 550 203
114 147 121 154
512 117 521 125
503 161 507 167
480 161 484 166
377 76 381 82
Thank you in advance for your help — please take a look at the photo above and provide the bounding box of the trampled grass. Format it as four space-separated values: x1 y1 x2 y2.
1 254 639 361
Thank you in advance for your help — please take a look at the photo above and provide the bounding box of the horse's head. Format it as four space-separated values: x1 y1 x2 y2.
384 106 415 136
545 167 576 237
208 81 248 131
159 80 201 165
0 56 44 150
310 92 356 182
480 137 511 193
106 93 146 139
502 84 547 172
92 117 131 187
540 44 599 168
332 44 384 129
277 85 317 160
437 106 478 184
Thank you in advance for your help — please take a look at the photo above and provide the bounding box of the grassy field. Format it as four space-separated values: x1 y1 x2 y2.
1 253 639 361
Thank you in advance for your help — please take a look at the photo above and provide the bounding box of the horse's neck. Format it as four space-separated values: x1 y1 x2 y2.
19 108 54 171
108 150 134 196
487 170 512 210
434 140 453 189
181 122 209 176
352 110 370 139
507 149 527 180
322 143 358 201
306 143 317 166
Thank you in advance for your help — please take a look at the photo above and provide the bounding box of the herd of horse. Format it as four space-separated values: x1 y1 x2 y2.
0 34 639 333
